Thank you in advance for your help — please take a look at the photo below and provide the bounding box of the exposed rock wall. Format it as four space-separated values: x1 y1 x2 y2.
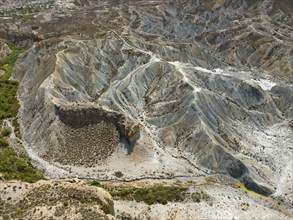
55 105 140 147
45 104 140 166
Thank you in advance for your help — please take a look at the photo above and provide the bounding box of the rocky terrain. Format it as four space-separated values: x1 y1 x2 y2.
0 179 115 219
0 0 292 219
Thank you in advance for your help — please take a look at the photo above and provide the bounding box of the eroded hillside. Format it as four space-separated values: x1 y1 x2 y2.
0 0 292 219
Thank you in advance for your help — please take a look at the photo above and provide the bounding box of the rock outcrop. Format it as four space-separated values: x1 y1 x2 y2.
0 41 11 60
46 104 140 166
55 104 140 149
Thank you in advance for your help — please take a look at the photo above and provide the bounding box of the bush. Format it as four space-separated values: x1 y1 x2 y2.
90 180 101 187
63 200 69 207
114 171 124 178
95 183 211 205
0 79 20 119
133 186 186 205
109 185 187 205
0 42 22 120
0 147 43 182
0 43 43 183
1 128 11 137
0 137 9 147
12 117 20 138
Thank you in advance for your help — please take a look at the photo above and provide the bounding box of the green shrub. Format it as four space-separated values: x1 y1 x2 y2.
1 128 11 137
114 171 124 178
0 137 9 147
63 200 69 207
110 188 132 200
90 180 101 187
0 147 43 183
251 35 263 44
12 117 20 138
0 43 43 183
133 186 186 205
109 185 187 205
0 43 22 121
94 183 211 205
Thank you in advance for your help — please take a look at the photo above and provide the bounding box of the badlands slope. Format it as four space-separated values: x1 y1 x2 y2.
0 0 292 219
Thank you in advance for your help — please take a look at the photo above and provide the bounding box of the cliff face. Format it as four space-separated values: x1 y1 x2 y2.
55 105 140 147
48 105 140 166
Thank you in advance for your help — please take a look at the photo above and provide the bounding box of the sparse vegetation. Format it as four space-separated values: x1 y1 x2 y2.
0 146 43 182
0 42 43 183
191 190 211 203
0 43 22 120
0 180 115 219
110 185 187 205
0 79 19 120
93 183 211 205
